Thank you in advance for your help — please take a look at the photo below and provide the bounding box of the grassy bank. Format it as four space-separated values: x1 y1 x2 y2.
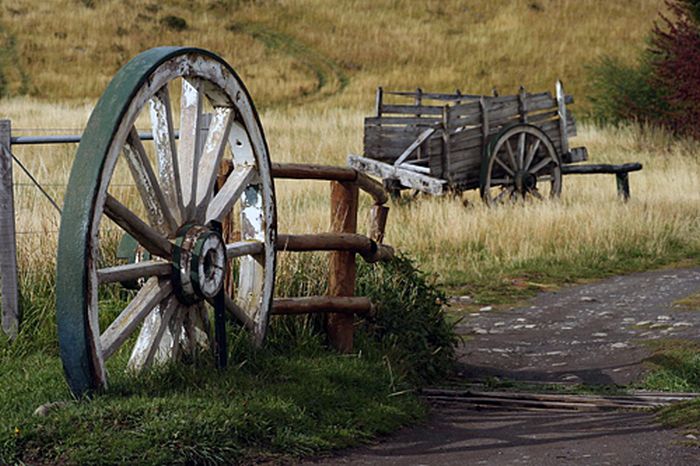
1 253 455 464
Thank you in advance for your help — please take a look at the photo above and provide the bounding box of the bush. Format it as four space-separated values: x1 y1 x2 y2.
588 0 700 138
586 55 668 126
357 254 458 384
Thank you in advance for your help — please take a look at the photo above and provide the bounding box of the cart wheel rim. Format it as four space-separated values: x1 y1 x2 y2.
480 124 562 206
56 47 276 397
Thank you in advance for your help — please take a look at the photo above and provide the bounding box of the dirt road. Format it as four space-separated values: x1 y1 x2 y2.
307 267 700 465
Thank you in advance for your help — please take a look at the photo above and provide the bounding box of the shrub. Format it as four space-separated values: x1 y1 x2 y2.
588 0 700 138
648 1 700 138
357 254 458 384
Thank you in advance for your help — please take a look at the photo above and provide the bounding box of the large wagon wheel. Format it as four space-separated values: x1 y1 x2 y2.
56 47 276 397
480 124 562 205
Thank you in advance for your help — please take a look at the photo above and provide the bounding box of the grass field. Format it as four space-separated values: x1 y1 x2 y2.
2 0 700 463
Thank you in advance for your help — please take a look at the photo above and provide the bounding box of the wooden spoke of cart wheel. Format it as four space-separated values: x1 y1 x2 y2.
104 194 174 259
226 240 264 258
490 177 513 185
494 155 515 176
56 48 277 397
528 156 554 175
127 295 179 371
100 277 173 360
494 186 514 204
223 293 256 331
205 165 256 224
195 107 234 220
123 127 178 234
529 188 544 200
516 132 526 170
523 139 541 172
505 139 517 169
149 85 183 226
179 77 204 221
97 260 171 284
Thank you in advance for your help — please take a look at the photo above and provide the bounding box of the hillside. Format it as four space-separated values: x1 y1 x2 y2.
1 0 664 109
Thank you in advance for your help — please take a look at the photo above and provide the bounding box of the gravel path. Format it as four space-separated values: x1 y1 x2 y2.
306 267 700 465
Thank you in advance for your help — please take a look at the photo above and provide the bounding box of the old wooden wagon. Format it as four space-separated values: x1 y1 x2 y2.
348 82 641 203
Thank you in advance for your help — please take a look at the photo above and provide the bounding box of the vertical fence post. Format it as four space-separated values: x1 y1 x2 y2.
327 180 358 352
0 119 20 339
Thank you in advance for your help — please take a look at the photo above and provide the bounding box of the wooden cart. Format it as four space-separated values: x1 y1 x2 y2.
348 82 641 203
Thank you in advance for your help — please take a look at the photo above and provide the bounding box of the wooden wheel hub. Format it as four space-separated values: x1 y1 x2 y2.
173 225 225 303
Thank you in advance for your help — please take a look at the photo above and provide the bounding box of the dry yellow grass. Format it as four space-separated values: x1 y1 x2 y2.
2 0 663 109
1 0 698 293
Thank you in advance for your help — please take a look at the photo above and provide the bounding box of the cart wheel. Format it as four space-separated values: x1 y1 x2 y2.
56 47 276 397
480 124 562 205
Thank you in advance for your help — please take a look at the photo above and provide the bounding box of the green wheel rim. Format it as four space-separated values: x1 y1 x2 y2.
57 47 276 397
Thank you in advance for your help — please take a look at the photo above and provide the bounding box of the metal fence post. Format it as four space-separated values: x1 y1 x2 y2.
0 119 20 339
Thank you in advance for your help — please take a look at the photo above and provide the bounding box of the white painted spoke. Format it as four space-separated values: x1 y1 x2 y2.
100 277 173 360
104 194 173 259
169 306 187 361
226 240 264 259
126 295 178 372
494 156 514 176
223 294 255 331
179 77 204 221
516 133 526 170
229 121 255 165
529 156 554 175
504 140 517 171
123 128 177 234
149 86 182 225
523 139 541 172
184 303 210 353
195 107 234 220
98 260 171 284
205 166 255 224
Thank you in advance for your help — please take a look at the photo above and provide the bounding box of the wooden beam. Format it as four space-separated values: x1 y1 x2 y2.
271 162 357 181
0 120 20 339
327 181 358 353
561 163 642 175
272 296 373 315
347 154 446 195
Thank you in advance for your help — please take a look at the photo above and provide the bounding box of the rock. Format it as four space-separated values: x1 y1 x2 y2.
449 295 473 304
524 324 536 329
592 332 607 337
685 434 697 440
561 374 582 382
636 320 651 327
657 315 671 321
474 328 488 335
494 321 505 327
34 401 70 417
479 306 493 312
580 296 597 302
673 322 692 327
611 342 629 349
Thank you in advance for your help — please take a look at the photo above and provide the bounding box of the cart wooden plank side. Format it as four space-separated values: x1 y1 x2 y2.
349 82 641 203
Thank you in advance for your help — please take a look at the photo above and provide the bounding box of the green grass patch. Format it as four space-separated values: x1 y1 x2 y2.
0 344 424 465
0 254 455 464
674 292 700 311
640 339 700 393
647 339 700 445
443 245 700 305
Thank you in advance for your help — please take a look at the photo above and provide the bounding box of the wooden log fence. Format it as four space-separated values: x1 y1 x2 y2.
219 159 394 352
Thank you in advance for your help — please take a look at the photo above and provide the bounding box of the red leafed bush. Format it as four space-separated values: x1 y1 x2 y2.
649 1 700 138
